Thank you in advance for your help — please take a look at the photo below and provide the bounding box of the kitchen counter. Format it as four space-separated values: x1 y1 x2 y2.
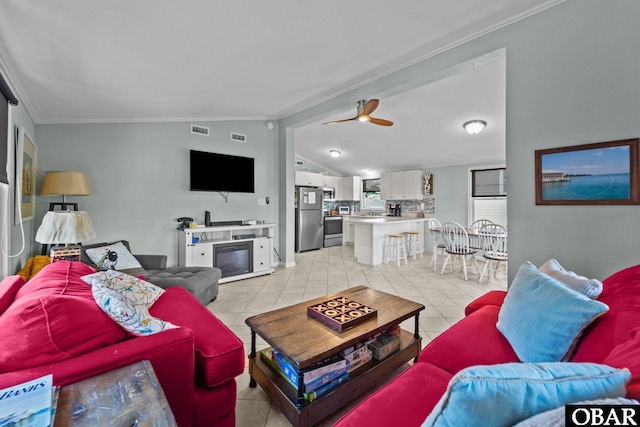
345 216 429 265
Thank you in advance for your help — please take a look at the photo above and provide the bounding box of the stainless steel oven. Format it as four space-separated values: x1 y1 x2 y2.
323 216 343 247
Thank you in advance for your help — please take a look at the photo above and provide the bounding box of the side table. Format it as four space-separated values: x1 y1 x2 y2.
54 360 176 427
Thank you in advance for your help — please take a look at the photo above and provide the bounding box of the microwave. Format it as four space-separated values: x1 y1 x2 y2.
322 188 335 200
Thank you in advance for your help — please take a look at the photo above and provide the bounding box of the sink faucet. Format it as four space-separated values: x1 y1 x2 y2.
367 207 374 216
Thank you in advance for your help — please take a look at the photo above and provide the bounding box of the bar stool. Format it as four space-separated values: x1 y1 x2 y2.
384 234 408 267
405 231 423 260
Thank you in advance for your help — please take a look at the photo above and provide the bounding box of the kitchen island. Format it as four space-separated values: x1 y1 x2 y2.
345 216 430 265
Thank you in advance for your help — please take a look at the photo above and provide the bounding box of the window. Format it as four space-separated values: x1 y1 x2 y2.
362 179 385 210
472 168 506 197
363 192 385 210
470 167 507 226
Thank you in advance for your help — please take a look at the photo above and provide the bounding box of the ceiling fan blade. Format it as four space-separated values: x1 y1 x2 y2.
322 117 357 125
369 117 394 127
362 99 379 116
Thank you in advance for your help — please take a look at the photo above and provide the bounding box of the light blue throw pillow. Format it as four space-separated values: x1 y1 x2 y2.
497 262 608 362
422 362 630 427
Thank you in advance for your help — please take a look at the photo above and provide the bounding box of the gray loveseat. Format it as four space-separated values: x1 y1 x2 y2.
81 240 221 305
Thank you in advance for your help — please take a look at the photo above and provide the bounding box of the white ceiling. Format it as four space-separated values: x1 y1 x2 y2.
0 1 562 173
295 57 506 176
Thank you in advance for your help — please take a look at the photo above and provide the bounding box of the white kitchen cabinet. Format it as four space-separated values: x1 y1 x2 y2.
391 171 404 199
380 172 392 200
338 176 362 201
323 175 338 189
403 170 425 200
343 217 355 245
380 170 424 200
295 171 324 187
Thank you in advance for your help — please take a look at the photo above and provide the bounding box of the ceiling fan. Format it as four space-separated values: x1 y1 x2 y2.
323 99 394 127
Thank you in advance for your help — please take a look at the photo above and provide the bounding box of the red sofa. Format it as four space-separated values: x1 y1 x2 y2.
335 264 640 426
0 261 245 426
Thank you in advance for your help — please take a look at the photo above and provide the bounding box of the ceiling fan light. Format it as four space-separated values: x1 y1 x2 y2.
358 116 369 122
463 120 487 135
329 149 341 158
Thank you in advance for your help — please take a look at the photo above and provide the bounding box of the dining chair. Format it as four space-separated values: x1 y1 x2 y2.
469 219 494 229
468 219 494 248
439 222 479 281
427 218 446 271
477 224 508 283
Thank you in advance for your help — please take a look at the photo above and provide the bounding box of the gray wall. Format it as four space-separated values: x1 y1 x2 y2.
34 121 280 267
504 0 640 280
421 162 498 255
282 0 640 281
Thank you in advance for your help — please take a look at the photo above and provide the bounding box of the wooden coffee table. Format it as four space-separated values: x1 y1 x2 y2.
245 285 424 427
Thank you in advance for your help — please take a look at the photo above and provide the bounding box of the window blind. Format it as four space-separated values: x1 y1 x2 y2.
0 73 19 185
472 168 507 197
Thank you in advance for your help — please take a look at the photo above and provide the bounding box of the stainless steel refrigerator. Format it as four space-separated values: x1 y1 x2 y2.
295 187 324 252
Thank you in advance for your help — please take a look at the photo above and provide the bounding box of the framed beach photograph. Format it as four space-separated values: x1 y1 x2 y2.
535 138 640 205
14 127 37 224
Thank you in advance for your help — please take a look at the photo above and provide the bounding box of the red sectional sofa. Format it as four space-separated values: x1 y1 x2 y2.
0 261 245 426
335 264 640 426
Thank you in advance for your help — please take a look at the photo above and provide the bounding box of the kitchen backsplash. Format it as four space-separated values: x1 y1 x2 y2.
323 198 435 215
324 200 359 212
385 199 436 214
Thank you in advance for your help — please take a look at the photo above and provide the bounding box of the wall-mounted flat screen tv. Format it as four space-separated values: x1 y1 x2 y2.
190 150 255 193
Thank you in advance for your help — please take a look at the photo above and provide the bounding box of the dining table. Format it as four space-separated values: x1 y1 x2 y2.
432 226 507 250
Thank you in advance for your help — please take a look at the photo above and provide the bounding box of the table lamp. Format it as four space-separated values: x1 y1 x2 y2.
40 171 90 211
35 211 96 260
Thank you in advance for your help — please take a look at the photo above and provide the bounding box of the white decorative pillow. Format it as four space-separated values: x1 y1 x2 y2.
81 270 176 336
85 242 143 271
539 259 603 299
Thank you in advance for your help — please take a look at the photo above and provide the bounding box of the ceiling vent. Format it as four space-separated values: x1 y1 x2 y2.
230 132 247 143
190 124 210 136
295 160 304 166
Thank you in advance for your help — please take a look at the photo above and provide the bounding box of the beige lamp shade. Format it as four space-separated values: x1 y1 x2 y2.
41 171 90 196
35 211 96 244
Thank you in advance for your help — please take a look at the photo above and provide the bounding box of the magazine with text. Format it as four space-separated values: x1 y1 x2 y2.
0 374 53 427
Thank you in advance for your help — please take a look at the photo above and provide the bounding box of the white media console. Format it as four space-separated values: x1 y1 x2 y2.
178 223 276 284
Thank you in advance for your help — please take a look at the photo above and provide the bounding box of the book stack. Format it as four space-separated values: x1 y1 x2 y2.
340 345 373 373
260 348 349 402
0 374 59 427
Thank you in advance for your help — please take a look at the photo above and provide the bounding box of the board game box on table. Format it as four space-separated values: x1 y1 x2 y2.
307 296 377 331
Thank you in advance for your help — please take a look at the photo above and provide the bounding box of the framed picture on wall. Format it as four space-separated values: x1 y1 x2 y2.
535 138 640 205
15 127 37 224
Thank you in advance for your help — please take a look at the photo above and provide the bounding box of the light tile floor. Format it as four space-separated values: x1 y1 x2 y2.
206 245 507 427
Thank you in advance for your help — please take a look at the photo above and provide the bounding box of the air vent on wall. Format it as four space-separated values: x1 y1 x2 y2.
230 132 247 143
295 160 304 166
190 124 210 136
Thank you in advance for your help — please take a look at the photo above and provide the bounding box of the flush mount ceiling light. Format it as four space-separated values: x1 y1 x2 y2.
329 150 341 158
463 120 487 135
